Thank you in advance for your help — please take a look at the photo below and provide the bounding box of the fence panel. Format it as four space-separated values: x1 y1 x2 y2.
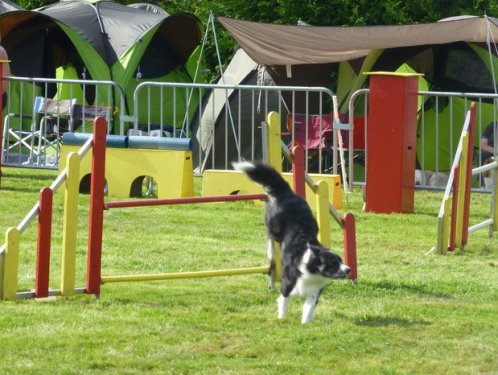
2 76 125 169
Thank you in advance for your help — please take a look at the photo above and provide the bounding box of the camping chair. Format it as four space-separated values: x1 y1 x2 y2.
2 97 76 167
71 104 112 133
34 100 112 166
287 113 334 172
2 97 112 168
2 112 35 166
33 96 77 166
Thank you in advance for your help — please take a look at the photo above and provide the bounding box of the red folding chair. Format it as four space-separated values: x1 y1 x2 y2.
287 113 334 172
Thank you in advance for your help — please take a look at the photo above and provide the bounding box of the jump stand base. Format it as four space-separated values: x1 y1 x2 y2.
59 146 194 199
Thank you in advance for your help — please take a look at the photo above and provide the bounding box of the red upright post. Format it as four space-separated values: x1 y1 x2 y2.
0 62 4 185
462 104 476 246
292 145 306 198
342 212 357 281
86 117 107 296
364 72 421 213
35 187 53 298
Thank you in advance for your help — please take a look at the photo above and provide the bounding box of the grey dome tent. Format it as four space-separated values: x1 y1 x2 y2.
0 0 204 134
192 48 286 171
0 0 22 13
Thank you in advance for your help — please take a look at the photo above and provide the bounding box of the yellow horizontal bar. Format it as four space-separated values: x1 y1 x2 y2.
101 266 270 284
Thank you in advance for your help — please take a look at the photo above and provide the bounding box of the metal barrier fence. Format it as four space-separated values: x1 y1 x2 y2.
417 90 498 192
348 89 498 192
1 76 125 169
132 81 349 176
2 76 497 195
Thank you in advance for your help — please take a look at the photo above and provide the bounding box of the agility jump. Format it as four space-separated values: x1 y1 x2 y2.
87 117 357 295
436 103 498 254
0 126 97 300
0 115 357 300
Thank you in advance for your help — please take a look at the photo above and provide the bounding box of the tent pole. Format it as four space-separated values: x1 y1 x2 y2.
484 14 498 95
209 12 241 157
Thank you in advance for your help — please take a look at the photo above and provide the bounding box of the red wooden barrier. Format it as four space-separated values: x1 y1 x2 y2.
86 117 107 296
35 187 53 298
342 212 357 281
0 62 4 185
292 145 306 198
105 193 267 210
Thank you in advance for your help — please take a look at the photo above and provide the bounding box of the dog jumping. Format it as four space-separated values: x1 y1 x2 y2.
233 160 350 323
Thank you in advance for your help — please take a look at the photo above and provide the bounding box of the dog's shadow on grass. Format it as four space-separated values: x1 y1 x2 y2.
352 314 431 327
360 279 452 299
331 279 451 327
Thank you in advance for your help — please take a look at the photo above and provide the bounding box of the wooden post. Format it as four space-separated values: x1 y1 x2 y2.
266 111 282 173
3 227 20 300
342 213 357 281
61 152 80 296
86 117 107 296
461 104 476 246
35 187 53 298
292 145 306 198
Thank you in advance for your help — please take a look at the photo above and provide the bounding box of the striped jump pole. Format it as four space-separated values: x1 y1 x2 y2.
436 103 476 254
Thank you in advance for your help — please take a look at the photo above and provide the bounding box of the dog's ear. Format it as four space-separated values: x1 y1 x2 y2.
319 249 343 265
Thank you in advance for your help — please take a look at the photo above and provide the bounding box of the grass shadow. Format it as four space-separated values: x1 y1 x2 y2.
360 280 452 299
353 314 431 327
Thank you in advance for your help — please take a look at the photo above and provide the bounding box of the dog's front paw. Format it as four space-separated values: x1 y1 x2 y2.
301 314 314 324
301 297 317 323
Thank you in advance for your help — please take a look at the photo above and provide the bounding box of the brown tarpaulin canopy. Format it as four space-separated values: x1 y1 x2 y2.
218 15 498 66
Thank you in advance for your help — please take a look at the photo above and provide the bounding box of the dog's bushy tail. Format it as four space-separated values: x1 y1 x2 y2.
232 160 292 197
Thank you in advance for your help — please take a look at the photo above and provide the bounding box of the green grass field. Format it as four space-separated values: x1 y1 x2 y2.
0 166 497 374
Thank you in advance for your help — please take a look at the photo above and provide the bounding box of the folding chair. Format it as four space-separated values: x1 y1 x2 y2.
2 112 35 165
33 96 76 166
2 96 76 167
287 113 334 172
71 104 112 133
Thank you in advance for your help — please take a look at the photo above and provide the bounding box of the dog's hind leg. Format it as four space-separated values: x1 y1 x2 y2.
277 294 290 319
267 238 280 290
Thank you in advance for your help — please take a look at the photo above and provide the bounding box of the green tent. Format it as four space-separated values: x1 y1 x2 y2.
218 16 498 172
0 0 204 134
336 41 498 171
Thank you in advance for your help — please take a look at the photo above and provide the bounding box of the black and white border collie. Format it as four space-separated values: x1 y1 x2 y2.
233 160 350 323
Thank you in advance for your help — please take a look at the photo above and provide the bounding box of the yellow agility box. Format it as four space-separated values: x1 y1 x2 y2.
59 134 194 198
202 170 342 210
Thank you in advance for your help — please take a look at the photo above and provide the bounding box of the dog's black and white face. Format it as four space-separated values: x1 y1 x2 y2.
304 245 351 279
